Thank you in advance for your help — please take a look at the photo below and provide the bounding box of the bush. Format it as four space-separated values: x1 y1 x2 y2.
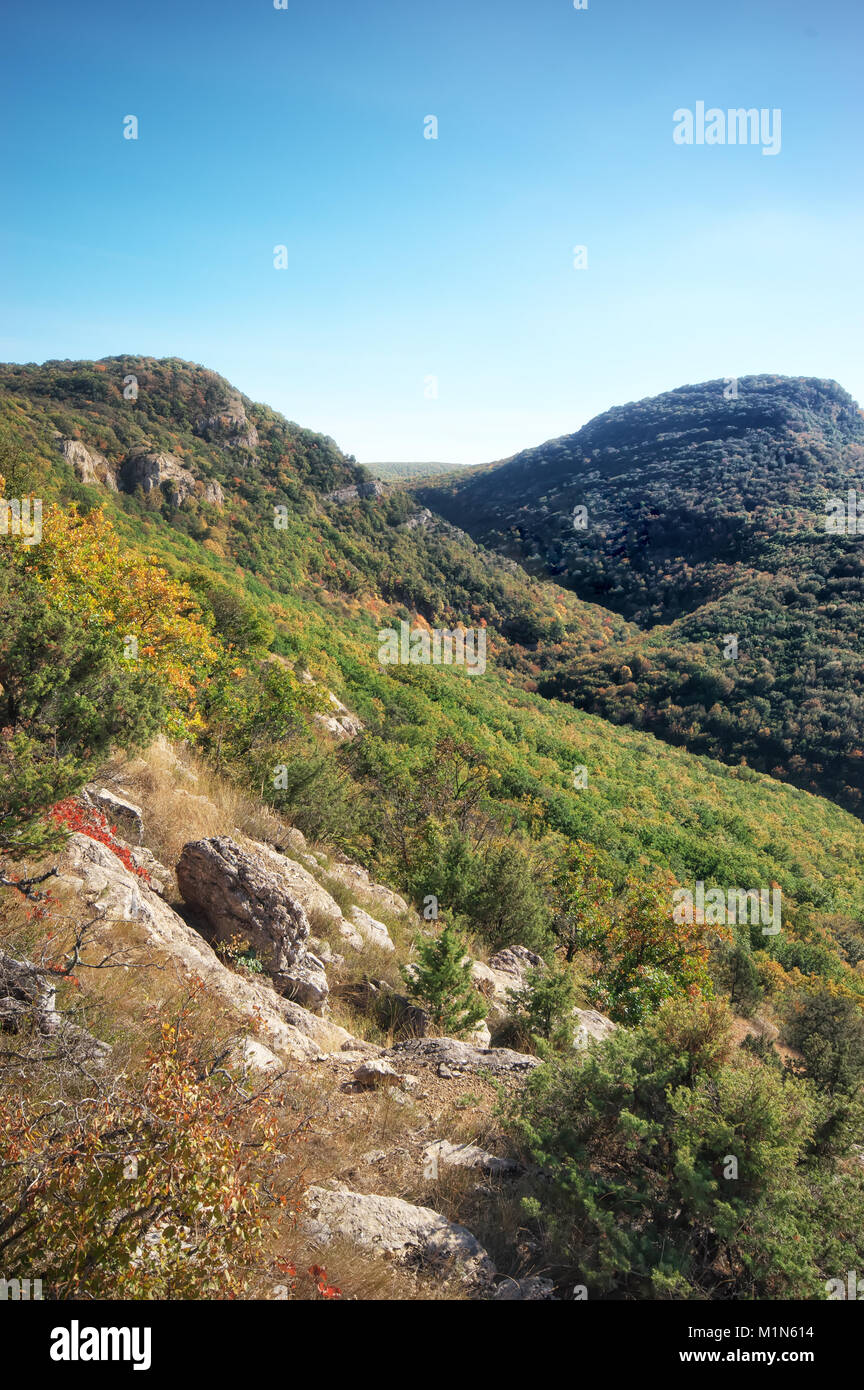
403 922 486 1038
507 992 864 1298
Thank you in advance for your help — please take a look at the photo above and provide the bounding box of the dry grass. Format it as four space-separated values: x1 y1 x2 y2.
98 739 300 871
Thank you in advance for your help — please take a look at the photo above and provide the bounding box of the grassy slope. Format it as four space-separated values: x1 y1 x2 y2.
4 358 864 951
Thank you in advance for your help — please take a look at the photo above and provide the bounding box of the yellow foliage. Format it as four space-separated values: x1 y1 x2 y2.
28 504 218 735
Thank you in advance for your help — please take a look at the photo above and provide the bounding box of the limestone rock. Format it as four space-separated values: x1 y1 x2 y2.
176 836 329 1012
326 482 385 504
59 437 117 489
120 446 196 505
572 1007 617 1048
348 905 395 953
325 861 410 918
472 946 545 1009
386 1037 541 1077
201 479 224 506
353 1058 400 1088
85 786 144 844
422 1140 522 1177
304 1185 493 1283
57 832 351 1059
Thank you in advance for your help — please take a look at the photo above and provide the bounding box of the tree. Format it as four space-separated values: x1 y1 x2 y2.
548 841 612 963
508 963 577 1052
508 992 864 1299
403 923 485 1038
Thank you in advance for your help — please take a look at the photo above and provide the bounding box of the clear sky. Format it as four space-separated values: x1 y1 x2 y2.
1 0 862 464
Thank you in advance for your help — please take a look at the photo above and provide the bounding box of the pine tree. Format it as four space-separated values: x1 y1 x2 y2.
403 923 485 1038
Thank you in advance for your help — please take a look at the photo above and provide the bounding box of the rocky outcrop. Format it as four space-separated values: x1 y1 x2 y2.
304 1185 493 1283
120 446 196 504
326 482 385 504
201 479 224 506
348 905 394 953
573 1007 617 1046
84 786 144 844
58 437 117 489
386 1037 541 1077
194 409 258 454
399 508 435 531
422 1139 522 1177
176 836 329 1012
324 861 411 918
313 694 364 740
57 832 351 1059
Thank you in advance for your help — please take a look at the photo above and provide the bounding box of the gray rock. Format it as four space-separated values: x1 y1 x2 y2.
176 835 330 1012
572 1007 617 1047
58 832 353 1059
423 1140 522 1177
387 1037 541 1077
304 1185 493 1283
325 861 410 917
353 1058 400 1088
348 905 394 952
326 482 386 504
86 787 144 844
59 437 117 489
120 446 196 504
201 479 224 506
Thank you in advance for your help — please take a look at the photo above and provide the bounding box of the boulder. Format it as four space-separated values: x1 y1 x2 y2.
348 905 394 953
353 1058 400 1088
85 786 144 844
572 1007 617 1047
386 1037 541 1078
176 836 329 1012
57 832 351 1059
472 946 545 1008
422 1140 522 1177
229 1035 284 1075
304 1185 493 1283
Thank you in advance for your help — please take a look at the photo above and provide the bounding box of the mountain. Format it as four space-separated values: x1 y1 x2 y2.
4 357 864 1302
418 376 864 812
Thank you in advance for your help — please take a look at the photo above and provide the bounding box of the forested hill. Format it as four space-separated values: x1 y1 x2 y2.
418 376 864 813
6 357 864 1300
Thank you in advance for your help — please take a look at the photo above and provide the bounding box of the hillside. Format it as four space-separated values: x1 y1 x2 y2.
3 357 864 1301
418 377 864 812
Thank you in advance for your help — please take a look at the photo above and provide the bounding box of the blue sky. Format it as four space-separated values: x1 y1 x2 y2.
1 0 862 464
